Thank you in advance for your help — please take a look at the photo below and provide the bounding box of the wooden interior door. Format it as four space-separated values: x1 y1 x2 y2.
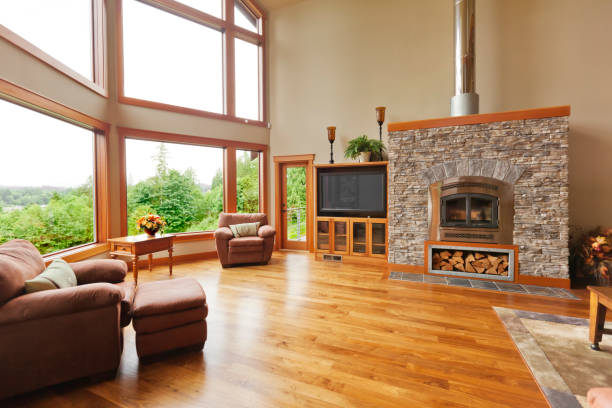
280 163 308 250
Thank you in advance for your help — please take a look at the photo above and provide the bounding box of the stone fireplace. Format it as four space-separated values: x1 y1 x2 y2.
387 106 570 283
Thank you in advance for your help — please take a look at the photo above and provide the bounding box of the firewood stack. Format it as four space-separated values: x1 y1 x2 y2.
432 250 509 276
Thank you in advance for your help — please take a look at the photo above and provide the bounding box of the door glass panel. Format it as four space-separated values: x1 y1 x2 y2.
470 196 493 224
317 220 329 250
371 223 386 255
286 167 306 242
334 221 347 252
444 196 466 223
352 222 367 253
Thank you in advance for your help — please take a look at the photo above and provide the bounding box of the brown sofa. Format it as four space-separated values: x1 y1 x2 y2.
0 240 134 399
214 213 275 267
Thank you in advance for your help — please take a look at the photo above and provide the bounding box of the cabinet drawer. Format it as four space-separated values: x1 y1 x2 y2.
112 244 132 253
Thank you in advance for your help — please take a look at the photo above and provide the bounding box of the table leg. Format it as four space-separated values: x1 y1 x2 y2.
590 291 607 350
132 256 139 284
168 247 173 276
148 254 153 272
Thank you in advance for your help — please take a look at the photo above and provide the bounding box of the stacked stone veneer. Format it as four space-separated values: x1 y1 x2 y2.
387 115 569 278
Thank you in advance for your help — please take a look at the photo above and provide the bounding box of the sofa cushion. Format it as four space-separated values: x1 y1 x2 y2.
70 259 128 285
228 236 264 248
229 222 260 238
0 239 45 304
133 278 206 318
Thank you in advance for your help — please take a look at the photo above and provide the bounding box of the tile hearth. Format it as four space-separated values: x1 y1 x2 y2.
389 271 578 300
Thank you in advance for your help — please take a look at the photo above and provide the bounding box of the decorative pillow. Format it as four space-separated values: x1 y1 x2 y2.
229 222 261 238
24 259 77 294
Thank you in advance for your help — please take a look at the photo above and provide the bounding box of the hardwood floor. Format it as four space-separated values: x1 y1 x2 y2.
6 251 592 408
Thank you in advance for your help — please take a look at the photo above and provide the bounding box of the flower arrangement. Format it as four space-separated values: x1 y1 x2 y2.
137 214 166 236
570 227 612 285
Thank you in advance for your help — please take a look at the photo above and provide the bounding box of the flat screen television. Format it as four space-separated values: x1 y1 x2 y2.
317 165 387 217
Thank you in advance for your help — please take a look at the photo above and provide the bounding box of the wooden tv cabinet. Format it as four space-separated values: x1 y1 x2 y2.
314 162 388 260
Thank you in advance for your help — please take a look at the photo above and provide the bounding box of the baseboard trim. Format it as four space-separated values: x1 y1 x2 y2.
517 275 571 289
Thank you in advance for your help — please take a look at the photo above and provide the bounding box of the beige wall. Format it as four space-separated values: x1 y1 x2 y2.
268 0 612 233
0 0 268 256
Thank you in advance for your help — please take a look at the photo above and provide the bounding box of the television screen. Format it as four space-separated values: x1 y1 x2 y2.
318 166 386 217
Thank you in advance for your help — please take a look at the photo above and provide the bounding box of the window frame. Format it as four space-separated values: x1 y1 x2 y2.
0 78 111 259
0 0 108 96
117 0 266 127
118 127 268 241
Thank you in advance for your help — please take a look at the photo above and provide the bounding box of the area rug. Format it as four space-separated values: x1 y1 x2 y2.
495 307 612 408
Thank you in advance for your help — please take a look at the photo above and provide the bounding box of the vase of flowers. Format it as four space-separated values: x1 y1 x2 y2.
137 214 166 237
570 227 612 286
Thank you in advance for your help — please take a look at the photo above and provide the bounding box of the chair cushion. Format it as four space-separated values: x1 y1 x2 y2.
24 259 77 294
0 240 45 304
133 278 206 318
228 236 264 248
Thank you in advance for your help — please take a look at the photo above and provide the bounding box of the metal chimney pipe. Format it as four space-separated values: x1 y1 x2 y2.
450 0 479 116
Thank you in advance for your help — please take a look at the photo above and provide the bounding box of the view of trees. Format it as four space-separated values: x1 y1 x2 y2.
286 167 306 240
0 179 94 254
126 144 260 235
0 144 262 255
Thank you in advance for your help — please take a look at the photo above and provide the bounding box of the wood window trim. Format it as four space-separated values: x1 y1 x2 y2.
273 154 315 252
0 78 111 254
116 0 266 126
0 0 108 97
118 126 269 238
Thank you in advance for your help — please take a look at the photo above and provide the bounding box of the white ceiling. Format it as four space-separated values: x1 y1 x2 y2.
258 0 305 11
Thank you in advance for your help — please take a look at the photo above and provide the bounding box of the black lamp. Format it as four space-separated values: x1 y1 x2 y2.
327 126 336 164
376 106 386 141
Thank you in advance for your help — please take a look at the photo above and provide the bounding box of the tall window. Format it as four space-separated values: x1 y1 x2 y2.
119 0 265 124
0 0 105 92
236 150 260 213
125 139 224 234
0 98 95 255
122 0 223 113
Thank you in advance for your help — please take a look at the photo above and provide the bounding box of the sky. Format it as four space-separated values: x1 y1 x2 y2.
0 0 261 188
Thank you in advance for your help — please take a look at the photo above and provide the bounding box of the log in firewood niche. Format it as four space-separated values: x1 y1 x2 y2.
432 249 509 276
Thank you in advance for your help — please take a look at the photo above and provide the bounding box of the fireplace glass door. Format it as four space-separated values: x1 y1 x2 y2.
441 193 498 228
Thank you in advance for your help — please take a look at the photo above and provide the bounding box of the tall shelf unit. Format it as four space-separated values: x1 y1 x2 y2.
314 162 388 260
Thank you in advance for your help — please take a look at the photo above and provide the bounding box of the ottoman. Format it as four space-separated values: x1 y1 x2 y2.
132 278 208 359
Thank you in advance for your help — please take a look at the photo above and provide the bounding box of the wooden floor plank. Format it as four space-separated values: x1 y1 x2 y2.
4 251 591 407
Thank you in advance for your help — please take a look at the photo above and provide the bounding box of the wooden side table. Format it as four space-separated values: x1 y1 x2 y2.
588 286 612 350
108 234 174 283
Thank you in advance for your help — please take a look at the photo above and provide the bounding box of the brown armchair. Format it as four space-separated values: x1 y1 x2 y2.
214 213 276 267
0 240 135 399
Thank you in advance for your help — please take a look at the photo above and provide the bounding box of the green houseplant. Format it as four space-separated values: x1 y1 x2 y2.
344 135 385 162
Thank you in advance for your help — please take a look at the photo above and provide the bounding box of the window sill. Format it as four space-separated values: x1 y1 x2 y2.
118 96 266 128
173 232 215 243
43 242 110 265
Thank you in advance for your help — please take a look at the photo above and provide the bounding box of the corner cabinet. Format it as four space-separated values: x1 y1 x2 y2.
316 217 387 258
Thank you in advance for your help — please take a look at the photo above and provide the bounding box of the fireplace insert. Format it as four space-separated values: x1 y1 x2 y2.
429 176 513 244
441 193 498 228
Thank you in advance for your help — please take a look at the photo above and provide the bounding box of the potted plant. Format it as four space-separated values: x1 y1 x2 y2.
137 213 167 236
344 135 385 162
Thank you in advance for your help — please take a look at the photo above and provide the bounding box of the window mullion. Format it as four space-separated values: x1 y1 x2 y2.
225 0 236 117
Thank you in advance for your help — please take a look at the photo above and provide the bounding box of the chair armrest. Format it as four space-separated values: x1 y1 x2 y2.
258 225 276 238
70 259 127 285
0 283 122 326
214 227 234 240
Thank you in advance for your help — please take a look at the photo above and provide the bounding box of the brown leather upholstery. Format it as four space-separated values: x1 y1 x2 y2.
115 280 136 327
215 213 276 267
0 239 132 399
0 239 45 304
70 259 128 284
132 278 207 359
588 388 612 408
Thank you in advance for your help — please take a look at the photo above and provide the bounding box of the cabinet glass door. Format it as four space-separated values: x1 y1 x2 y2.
351 221 367 255
316 220 330 251
333 220 348 253
370 221 386 256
